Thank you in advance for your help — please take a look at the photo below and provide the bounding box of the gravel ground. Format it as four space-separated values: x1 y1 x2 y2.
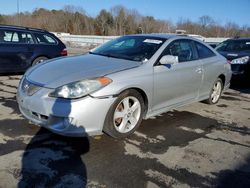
0 52 250 187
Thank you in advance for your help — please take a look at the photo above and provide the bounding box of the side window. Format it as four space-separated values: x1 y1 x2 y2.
26 33 34 44
20 33 34 44
239 40 250 51
0 30 20 43
0 31 12 42
162 40 197 62
196 42 216 59
34 33 57 44
12 32 19 42
0 30 34 44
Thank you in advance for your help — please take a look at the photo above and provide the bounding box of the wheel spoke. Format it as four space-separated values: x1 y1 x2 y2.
122 98 130 111
118 118 128 132
129 116 137 126
114 111 125 119
216 83 220 91
130 101 139 112
213 83 217 90
211 93 215 100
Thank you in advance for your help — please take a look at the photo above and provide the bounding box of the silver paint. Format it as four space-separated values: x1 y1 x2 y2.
17 34 232 136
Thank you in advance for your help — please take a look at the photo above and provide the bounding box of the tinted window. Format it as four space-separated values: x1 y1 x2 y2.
162 40 197 62
1 31 12 42
195 42 216 59
92 36 166 62
21 33 34 44
0 30 34 44
216 40 250 52
34 33 57 44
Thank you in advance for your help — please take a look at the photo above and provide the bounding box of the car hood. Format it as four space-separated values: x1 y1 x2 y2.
26 54 142 88
218 51 250 60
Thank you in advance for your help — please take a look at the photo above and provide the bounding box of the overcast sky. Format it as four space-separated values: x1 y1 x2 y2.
1 0 250 26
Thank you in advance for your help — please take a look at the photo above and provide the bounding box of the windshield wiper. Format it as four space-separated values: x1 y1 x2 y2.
89 51 138 61
89 51 100 55
90 52 119 59
101 53 119 59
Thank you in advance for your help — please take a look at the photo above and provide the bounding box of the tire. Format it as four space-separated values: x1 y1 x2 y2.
103 89 144 139
32 56 48 66
204 78 223 104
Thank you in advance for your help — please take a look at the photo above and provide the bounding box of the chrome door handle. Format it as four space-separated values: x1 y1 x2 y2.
195 68 203 74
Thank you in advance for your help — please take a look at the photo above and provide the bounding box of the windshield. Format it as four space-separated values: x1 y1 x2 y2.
216 40 250 52
91 36 166 62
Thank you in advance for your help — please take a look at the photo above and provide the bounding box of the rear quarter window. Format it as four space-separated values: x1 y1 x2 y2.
195 42 216 59
33 33 58 45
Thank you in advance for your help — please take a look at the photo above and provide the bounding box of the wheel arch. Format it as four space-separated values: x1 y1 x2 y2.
30 55 49 66
218 74 226 88
32 55 49 62
118 87 149 118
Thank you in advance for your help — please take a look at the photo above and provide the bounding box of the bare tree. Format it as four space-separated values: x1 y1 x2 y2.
0 5 249 37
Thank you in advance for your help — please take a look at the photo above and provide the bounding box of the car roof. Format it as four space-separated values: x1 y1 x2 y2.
227 38 250 41
0 24 49 33
125 33 201 42
126 33 183 39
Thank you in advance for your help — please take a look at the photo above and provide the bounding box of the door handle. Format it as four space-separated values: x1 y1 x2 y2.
195 67 203 74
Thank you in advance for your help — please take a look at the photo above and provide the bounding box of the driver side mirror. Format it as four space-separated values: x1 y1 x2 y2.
159 55 178 65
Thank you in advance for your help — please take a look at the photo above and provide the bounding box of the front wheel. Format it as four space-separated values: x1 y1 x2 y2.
204 78 223 104
103 89 144 139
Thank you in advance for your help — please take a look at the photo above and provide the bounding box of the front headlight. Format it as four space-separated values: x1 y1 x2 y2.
49 77 112 99
230 56 249 64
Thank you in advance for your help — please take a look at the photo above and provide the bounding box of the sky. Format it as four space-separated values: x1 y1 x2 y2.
0 0 250 26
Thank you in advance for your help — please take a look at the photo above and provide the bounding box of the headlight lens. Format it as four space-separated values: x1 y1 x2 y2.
230 56 249 64
49 77 112 99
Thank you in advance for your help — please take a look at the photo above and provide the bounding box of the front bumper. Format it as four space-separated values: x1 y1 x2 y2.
17 84 116 137
231 64 249 76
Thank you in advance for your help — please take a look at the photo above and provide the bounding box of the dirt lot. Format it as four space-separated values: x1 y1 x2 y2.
0 66 250 187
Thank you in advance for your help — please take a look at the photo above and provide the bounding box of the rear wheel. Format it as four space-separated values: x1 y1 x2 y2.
103 89 144 139
32 56 48 66
204 78 223 104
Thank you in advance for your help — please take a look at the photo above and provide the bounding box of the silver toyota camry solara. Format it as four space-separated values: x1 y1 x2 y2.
17 34 232 138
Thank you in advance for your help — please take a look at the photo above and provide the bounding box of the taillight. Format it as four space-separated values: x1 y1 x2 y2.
61 48 68 56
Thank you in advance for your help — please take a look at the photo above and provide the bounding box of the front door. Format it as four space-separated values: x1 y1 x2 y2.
153 39 203 111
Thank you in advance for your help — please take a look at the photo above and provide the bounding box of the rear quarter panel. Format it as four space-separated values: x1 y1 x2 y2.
199 55 230 99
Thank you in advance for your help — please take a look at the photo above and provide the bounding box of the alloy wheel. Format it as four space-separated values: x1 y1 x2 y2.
211 81 222 103
113 96 141 133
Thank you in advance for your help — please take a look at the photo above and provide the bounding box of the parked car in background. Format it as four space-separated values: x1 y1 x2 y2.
216 38 250 79
17 34 231 138
207 42 218 48
0 24 67 73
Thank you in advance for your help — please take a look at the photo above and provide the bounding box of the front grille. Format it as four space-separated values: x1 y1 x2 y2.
31 111 49 120
19 105 48 125
21 77 41 96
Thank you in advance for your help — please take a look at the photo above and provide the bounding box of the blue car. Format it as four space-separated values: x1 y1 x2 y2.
0 25 67 73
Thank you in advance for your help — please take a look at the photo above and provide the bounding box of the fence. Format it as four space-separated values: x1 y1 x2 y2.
52 32 228 46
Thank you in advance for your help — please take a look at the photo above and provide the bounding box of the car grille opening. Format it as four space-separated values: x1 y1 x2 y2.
31 111 48 120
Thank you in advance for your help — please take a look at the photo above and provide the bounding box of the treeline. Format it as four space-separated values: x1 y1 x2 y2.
0 5 250 37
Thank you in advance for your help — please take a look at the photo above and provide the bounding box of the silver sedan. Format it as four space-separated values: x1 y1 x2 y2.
17 34 232 138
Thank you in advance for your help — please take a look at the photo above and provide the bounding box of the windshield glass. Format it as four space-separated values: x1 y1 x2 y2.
216 40 250 52
91 36 166 62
